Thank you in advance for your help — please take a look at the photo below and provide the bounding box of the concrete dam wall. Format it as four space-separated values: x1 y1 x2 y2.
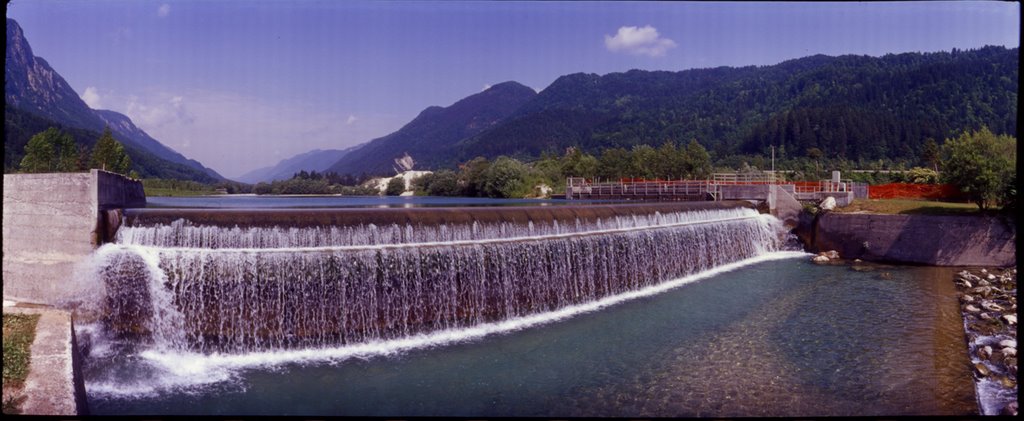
807 212 1016 267
3 170 144 304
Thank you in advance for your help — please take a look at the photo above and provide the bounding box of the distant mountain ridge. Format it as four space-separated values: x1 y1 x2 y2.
326 81 537 175
237 147 361 184
324 46 1016 176
4 18 223 181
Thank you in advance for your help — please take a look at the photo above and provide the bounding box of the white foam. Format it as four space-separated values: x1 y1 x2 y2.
89 250 807 398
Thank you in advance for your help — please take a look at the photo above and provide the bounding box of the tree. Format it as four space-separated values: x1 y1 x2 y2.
385 177 406 196
920 138 940 172
480 156 529 198
560 147 598 179
19 127 81 173
597 147 632 180
91 127 132 174
940 127 1016 210
682 139 712 180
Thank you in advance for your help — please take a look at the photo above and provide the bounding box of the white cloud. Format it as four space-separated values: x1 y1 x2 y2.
157 4 170 18
81 87 102 109
604 25 677 57
346 115 358 125
125 94 195 130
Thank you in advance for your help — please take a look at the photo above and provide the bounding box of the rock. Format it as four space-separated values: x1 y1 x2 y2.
974 362 991 377
1000 339 1017 349
987 274 996 280
978 345 993 360
1001 402 1018 416
961 294 975 303
854 259 862 263
964 304 981 313
1002 314 1017 325
970 286 992 298
812 255 830 263
981 268 988 274
957 279 973 288
1002 347 1017 358
981 301 1004 312
823 250 840 260
977 279 991 287
980 312 994 321
819 196 837 211
996 375 1016 388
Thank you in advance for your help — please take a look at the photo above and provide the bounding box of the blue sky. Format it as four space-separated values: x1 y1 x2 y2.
6 1 1019 178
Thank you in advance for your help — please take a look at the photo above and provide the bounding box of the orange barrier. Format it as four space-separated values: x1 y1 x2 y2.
868 183 965 200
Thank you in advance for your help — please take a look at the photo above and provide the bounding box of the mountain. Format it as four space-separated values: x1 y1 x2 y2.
326 81 536 176
237 147 360 184
457 46 1017 164
93 109 223 179
4 18 222 181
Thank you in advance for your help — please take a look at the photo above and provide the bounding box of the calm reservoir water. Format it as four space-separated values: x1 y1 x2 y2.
146 195 620 208
83 257 975 416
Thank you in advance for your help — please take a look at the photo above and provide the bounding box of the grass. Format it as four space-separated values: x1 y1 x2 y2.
836 198 983 215
3 313 39 414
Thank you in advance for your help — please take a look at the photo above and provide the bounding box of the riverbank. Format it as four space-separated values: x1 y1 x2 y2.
796 210 1015 266
953 267 1017 416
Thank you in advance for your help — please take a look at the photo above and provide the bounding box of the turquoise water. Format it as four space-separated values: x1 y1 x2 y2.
83 258 975 416
146 195 620 208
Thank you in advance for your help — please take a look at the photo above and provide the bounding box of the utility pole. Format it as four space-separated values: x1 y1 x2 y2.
770 145 775 184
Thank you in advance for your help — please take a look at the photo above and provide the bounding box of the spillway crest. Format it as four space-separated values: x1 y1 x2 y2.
90 207 787 354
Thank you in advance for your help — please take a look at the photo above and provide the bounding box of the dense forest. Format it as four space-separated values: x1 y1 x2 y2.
446 46 1016 171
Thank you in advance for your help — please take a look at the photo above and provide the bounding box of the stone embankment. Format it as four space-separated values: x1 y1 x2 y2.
953 268 1017 416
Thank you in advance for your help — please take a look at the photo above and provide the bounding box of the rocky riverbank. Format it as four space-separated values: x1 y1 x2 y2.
954 267 1017 416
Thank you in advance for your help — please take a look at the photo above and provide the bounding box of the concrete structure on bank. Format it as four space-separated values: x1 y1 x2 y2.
2 304 87 415
3 170 144 304
804 213 1016 266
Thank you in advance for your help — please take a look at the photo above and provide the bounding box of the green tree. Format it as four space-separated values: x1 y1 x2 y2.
920 138 940 172
682 139 712 179
940 127 1017 210
19 127 81 173
385 177 406 196
560 147 598 179
458 157 491 197
480 156 529 198
597 147 632 180
90 127 132 174
630 144 658 179
653 141 682 179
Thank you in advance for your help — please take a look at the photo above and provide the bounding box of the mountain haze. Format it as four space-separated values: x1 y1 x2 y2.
4 18 222 181
326 81 536 176
237 147 360 184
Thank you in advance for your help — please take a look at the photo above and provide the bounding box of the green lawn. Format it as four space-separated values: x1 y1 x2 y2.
3 313 39 414
836 199 983 215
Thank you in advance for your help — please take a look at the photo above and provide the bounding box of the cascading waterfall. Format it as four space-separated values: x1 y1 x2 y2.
91 208 788 354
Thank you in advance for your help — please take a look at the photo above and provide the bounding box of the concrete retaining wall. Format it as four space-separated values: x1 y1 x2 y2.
808 212 1016 266
3 170 145 304
3 305 86 415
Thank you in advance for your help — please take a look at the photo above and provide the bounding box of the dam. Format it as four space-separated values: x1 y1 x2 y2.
91 202 787 353
3 174 978 416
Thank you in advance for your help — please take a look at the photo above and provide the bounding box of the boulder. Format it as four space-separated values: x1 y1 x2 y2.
1000 339 1018 349
1001 314 1017 325
812 255 830 264
974 362 991 377
981 301 1004 312
964 304 981 313
823 250 840 260
1002 347 1017 358
819 196 837 211
960 294 975 303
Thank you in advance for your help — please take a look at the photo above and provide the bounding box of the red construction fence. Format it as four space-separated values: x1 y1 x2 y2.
867 183 966 200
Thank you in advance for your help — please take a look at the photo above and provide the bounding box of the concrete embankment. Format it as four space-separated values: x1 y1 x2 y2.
3 170 144 305
798 212 1016 266
2 304 87 415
